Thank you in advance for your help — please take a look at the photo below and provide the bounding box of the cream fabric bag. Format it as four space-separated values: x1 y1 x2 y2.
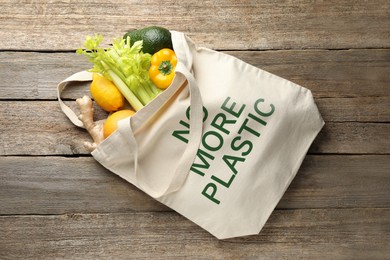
58 31 324 239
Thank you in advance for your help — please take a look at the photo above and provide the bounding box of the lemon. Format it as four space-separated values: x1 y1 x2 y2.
103 110 135 138
90 73 124 112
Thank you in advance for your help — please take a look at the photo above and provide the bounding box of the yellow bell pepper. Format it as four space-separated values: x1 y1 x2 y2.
149 48 177 89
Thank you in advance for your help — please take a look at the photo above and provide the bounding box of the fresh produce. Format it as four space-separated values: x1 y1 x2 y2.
103 109 136 138
75 26 177 150
149 48 177 89
90 73 124 112
77 34 160 111
123 26 173 55
76 96 104 151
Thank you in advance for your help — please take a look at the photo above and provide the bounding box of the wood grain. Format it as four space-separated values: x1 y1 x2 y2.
1 0 389 51
0 1 389 257
1 49 389 100
1 209 388 259
0 155 388 215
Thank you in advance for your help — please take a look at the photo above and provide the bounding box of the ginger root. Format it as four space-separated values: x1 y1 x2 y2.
76 96 104 152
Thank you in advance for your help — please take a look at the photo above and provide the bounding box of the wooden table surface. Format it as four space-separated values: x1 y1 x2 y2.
1 1 389 259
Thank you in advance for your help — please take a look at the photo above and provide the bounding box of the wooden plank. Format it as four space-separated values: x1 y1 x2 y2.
0 52 90 100
0 101 88 155
315 97 390 123
229 49 390 99
0 156 167 215
309 122 390 154
1 49 389 100
0 101 389 155
1 1 389 51
0 209 388 259
0 155 388 215
279 155 390 209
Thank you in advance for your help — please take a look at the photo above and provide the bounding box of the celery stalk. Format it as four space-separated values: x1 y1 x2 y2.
76 34 160 111
101 62 144 111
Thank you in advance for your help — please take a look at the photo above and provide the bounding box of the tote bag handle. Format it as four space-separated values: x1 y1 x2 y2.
57 64 203 199
115 31 204 198
57 70 92 128
117 62 203 198
57 31 203 199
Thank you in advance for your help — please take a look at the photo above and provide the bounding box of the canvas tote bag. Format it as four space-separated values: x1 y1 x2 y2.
58 31 325 239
